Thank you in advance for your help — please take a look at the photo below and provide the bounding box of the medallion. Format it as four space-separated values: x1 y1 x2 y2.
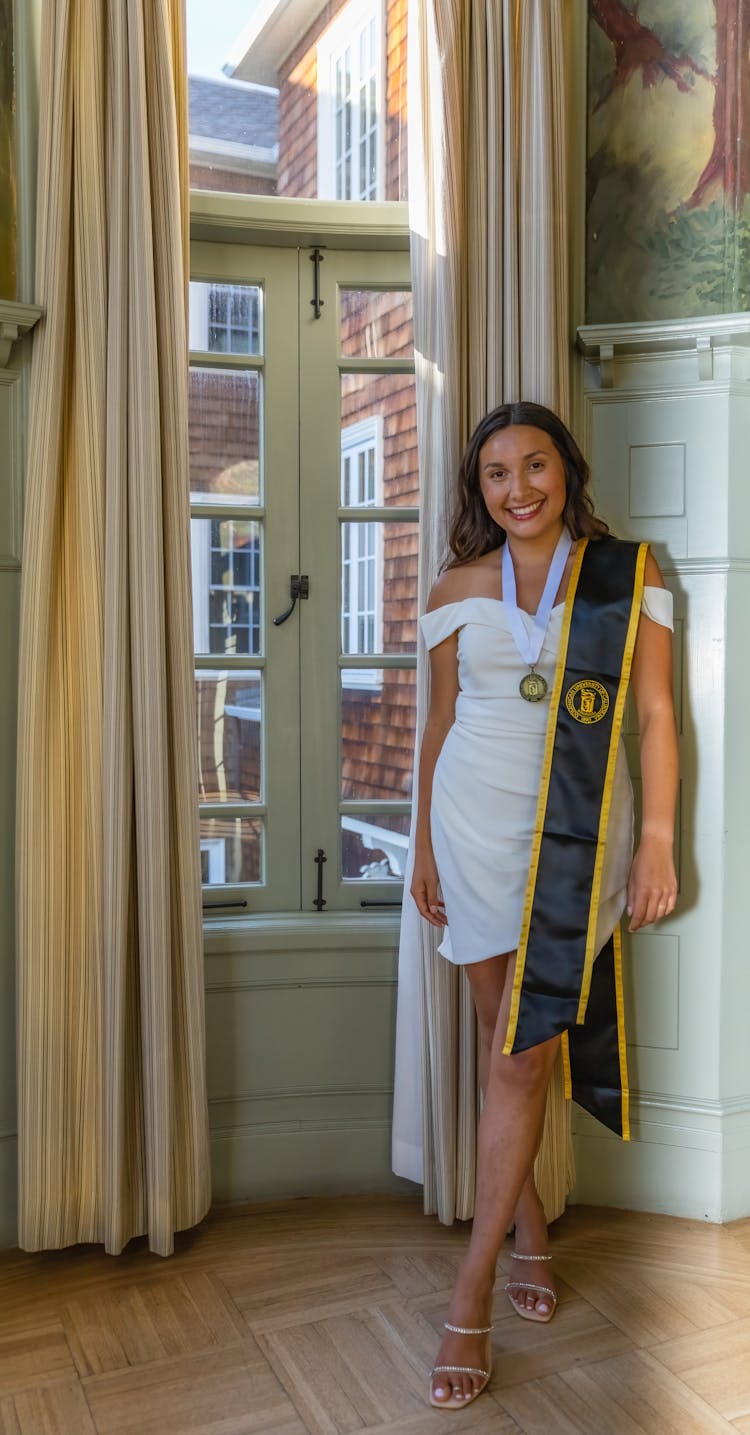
519 670 548 703
502 528 573 705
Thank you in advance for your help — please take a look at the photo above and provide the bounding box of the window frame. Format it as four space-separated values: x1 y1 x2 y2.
190 199 411 923
189 242 303 915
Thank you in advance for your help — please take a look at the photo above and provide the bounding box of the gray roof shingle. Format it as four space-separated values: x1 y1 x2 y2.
188 75 279 150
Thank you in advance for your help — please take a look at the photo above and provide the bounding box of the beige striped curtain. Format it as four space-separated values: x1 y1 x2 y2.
393 0 574 1223
15 0 210 1255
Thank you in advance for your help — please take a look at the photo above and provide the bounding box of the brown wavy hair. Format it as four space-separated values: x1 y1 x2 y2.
445 402 609 569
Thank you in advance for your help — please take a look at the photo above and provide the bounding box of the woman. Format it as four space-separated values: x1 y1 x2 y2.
410 402 678 1410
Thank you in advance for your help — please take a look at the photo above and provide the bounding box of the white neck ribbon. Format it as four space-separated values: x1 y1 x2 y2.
501 527 573 667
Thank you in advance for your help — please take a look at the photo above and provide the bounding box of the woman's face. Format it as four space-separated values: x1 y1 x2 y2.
477 424 567 543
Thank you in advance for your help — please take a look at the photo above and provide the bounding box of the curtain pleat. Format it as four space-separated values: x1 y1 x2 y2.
15 0 210 1256
393 0 574 1225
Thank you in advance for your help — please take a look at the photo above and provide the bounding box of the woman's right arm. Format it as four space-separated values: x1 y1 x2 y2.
410 622 459 928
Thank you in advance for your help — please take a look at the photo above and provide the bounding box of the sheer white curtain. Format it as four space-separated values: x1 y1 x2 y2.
393 0 574 1223
15 0 210 1255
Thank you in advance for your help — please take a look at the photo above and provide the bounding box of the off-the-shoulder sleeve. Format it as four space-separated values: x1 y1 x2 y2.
419 602 465 649
641 585 674 631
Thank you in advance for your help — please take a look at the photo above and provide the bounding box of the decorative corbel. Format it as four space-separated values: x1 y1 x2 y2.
0 301 44 367
599 342 615 389
696 334 713 382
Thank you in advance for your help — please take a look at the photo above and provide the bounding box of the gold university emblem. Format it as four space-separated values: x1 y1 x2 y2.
565 679 609 725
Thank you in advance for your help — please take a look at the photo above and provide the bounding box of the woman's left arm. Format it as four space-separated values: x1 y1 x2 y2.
627 550 679 933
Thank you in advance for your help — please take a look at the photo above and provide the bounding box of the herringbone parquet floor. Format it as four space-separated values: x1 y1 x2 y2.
1 1194 750 1434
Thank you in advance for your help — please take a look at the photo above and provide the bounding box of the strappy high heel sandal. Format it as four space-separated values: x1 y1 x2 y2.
429 1320 494 1409
504 1251 557 1324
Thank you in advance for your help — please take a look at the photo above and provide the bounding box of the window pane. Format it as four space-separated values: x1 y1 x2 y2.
196 671 262 802
191 518 262 656
341 812 410 881
340 520 417 654
190 281 262 355
200 816 263 884
340 289 413 359
341 373 418 505
341 666 416 799
189 368 261 506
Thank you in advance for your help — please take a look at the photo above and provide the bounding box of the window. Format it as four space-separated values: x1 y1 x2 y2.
189 244 416 913
317 0 384 201
341 416 383 684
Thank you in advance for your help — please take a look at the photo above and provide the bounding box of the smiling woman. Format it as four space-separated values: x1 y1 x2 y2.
406 400 679 1409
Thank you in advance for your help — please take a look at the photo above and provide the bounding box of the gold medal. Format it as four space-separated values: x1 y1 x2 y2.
519 669 548 703
503 530 572 709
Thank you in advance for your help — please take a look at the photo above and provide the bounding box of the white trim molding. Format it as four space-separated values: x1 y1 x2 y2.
578 313 750 388
225 0 327 86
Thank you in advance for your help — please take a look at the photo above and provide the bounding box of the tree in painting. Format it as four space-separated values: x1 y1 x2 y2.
587 0 750 321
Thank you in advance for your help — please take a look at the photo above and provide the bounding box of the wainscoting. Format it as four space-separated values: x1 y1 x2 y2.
203 912 410 1204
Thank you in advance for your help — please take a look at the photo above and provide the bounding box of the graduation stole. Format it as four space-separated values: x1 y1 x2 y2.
501 535 649 1139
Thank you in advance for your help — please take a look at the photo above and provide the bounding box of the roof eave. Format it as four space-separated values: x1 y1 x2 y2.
224 0 328 86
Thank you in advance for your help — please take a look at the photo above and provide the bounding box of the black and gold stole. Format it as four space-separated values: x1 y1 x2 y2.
502 535 649 1139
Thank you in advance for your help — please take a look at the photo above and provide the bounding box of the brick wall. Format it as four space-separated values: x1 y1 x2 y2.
189 164 276 196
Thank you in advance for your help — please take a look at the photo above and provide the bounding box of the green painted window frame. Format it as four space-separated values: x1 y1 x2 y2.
189 197 413 917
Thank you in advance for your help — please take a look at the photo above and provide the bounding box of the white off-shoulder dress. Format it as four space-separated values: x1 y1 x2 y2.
420 587 674 966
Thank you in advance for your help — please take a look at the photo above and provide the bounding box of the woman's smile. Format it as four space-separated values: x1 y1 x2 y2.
504 498 546 522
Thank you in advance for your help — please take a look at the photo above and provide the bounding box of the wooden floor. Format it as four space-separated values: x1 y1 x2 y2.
1 1195 750 1434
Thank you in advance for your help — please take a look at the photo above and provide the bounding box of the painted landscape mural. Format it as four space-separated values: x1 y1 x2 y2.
587 0 750 322
0 0 14 302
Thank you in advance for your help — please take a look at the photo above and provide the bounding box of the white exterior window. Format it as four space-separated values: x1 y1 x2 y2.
200 837 226 885
189 281 261 355
317 0 384 202
341 416 383 686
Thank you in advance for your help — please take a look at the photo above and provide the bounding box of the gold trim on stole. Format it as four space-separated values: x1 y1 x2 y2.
502 538 589 1057
576 542 648 1023
614 924 631 1140
560 1030 572 1101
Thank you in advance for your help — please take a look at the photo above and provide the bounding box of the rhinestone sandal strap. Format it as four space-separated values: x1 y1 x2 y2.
431 1365 490 1379
511 1251 552 1261
443 1321 493 1335
504 1281 556 1299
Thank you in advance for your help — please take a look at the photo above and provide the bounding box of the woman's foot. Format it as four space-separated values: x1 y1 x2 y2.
430 1281 494 1406
507 1198 557 1319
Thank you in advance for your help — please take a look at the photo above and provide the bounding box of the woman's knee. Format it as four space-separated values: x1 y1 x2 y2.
476 1008 498 1059
489 1036 557 1092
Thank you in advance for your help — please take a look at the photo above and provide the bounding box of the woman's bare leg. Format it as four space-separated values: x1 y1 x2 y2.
466 956 557 1315
431 956 560 1404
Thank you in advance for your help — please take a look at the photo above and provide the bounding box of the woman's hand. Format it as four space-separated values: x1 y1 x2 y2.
626 835 677 932
411 847 448 928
